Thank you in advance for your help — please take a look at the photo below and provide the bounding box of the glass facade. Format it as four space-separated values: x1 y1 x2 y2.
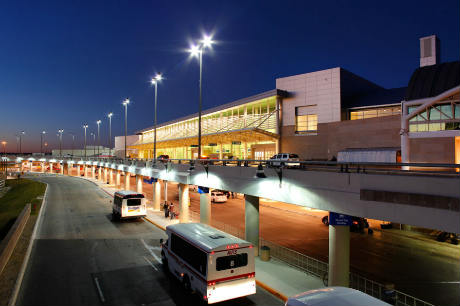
350 106 401 120
408 101 460 132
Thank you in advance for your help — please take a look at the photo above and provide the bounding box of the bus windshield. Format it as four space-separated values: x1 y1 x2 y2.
216 253 248 271
127 198 142 206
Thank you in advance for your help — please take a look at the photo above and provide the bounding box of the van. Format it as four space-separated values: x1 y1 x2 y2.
285 287 391 306
112 190 146 220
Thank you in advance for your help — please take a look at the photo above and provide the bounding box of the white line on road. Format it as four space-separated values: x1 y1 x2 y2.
94 276 106 303
141 239 162 264
143 256 159 271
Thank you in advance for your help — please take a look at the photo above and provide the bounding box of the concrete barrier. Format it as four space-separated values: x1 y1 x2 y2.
0 204 31 276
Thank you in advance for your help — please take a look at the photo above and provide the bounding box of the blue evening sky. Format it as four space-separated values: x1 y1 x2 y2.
0 0 458 152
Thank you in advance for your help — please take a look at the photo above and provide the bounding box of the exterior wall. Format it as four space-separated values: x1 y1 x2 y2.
276 68 341 126
281 115 401 160
409 137 454 163
114 135 140 158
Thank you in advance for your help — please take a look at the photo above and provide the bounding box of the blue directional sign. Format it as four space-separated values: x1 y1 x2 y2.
198 186 209 194
143 177 157 184
329 212 352 226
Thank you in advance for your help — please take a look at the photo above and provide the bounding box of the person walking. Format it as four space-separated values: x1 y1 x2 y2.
169 202 175 220
163 202 169 218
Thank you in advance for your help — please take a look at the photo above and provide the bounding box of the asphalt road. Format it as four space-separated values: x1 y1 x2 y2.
16 176 283 306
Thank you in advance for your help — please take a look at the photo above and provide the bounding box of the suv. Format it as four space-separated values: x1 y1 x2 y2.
268 153 301 168
322 215 369 233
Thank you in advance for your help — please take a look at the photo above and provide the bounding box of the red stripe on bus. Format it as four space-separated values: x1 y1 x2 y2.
208 272 255 284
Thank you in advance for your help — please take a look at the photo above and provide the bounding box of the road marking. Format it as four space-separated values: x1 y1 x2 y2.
94 276 106 303
143 256 159 271
140 239 162 264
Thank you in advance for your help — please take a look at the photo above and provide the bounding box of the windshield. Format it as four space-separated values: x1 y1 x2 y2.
216 253 248 271
127 198 142 206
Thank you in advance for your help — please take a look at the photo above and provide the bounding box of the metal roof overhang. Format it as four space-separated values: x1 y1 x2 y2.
130 127 279 150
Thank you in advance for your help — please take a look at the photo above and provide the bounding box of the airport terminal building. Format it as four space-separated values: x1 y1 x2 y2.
128 35 460 164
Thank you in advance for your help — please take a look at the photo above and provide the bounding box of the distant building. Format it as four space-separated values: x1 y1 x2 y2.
114 135 140 158
128 35 459 164
51 145 114 157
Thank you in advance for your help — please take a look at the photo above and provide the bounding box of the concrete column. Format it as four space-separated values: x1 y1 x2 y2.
60 163 64 175
219 143 223 160
116 171 121 187
41 162 45 173
109 169 114 185
67 164 71 175
98 167 102 181
153 180 161 210
124 172 130 190
243 142 248 159
245 195 259 255
328 224 350 287
179 183 189 223
164 180 168 204
84 165 88 177
104 168 108 183
136 175 143 193
49 163 53 173
200 190 211 225
91 166 95 178
77 165 81 176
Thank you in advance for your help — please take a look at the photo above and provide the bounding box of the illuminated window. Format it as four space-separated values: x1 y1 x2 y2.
350 106 401 120
295 114 317 134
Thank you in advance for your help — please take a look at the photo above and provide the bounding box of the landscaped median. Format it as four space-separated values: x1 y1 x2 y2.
0 179 46 304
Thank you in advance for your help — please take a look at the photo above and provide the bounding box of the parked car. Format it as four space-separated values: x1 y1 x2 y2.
157 155 169 162
211 191 227 203
322 215 369 232
268 153 301 168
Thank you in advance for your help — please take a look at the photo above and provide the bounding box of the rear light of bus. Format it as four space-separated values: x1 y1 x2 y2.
247 272 255 278
207 281 216 286
226 244 239 249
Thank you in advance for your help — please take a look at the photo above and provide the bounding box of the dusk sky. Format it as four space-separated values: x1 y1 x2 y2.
0 0 458 152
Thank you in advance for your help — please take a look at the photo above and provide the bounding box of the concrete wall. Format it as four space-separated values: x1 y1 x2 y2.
281 115 401 160
409 137 454 163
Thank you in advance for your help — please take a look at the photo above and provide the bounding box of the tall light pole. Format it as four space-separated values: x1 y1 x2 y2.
1 141 6 156
122 98 130 159
83 124 88 158
69 133 75 157
40 131 46 154
91 132 96 156
107 112 113 150
96 120 101 156
19 131 25 154
151 74 163 161
58 129 64 157
189 34 214 159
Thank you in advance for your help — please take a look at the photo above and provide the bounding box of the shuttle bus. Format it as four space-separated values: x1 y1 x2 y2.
112 190 146 220
160 223 256 304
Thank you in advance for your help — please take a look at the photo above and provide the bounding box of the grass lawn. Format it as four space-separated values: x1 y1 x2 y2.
0 179 46 240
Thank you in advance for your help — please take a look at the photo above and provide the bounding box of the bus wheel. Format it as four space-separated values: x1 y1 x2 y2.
183 275 191 293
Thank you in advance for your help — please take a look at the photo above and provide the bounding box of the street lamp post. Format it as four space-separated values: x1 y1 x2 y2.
91 132 96 156
189 35 214 159
96 120 101 156
83 124 88 158
1 141 6 156
40 131 46 154
107 113 113 150
70 133 75 157
122 99 130 159
58 129 64 157
19 131 25 154
151 74 163 161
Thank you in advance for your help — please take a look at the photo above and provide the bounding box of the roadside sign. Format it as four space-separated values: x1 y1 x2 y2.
198 186 209 194
329 212 352 226
143 177 157 184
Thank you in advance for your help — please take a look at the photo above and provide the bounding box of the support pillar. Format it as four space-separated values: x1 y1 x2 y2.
219 143 223 160
49 163 53 173
136 175 143 193
153 179 161 210
124 172 130 190
109 169 114 185
104 168 108 183
164 180 168 204
60 163 64 175
200 190 211 225
245 195 259 255
84 165 88 177
77 165 81 176
328 222 350 287
41 162 45 173
92 166 95 179
116 171 121 187
67 164 72 175
179 183 189 223
98 167 102 181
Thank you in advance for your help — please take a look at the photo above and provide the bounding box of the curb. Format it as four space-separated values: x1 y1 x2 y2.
8 182 49 306
142 216 288 303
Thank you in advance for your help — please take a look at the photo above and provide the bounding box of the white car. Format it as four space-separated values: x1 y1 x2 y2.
211 191 227 203
268 153 301 168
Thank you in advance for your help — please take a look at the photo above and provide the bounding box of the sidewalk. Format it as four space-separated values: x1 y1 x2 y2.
80 175 325 301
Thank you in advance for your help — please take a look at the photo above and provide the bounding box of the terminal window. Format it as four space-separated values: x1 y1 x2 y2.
295 114 317 134
350 106 401 120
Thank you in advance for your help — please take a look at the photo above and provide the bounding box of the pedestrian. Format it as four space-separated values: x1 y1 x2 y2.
169 202 175 220
163 202 169 218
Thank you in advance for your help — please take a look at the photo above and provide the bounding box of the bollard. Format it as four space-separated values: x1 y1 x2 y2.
260 246 270 261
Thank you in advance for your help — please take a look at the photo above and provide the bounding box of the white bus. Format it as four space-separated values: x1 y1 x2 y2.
160 223 256 304
112 190 146 220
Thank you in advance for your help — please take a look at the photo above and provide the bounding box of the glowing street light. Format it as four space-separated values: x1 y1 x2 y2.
83 124 88 158
40 131 46 154
58 129 64 157
122 98 130 159
151 73 163 161
96 120 101 156
107 112 113 149
188 33 215 159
